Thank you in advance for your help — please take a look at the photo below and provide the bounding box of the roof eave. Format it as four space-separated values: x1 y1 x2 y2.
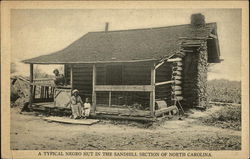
22 58 159 65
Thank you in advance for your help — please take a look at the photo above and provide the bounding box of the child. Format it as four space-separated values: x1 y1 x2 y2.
83 98 91 118
70 89 83 119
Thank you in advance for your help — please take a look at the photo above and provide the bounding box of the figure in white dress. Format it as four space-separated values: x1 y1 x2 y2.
83 98 91 118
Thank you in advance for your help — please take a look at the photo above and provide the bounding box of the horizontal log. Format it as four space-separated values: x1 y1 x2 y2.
172 71 182 76
155 80 174 86
171 91 182 95
94 85 154 92
174 80 182 84
167 57 182 62
172 67 183 71
172 86 182 91
172 62 183 66
172 76 182 80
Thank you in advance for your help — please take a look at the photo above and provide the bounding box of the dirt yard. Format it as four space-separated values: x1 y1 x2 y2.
10 105 241 150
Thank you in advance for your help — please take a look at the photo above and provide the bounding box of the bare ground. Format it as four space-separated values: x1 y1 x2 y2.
10 105 241 150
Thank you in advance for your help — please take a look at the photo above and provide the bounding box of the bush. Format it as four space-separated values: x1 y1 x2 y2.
207 79 241 104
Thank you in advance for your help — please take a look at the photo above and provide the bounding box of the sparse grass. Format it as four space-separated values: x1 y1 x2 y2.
191 135 241 150
207 79 241 104
201 105 241 130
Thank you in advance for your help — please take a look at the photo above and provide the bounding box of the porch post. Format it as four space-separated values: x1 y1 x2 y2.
92 64 96 112
150 63 156 116
29 64 34 107
64 64 67 85
70 64 73 91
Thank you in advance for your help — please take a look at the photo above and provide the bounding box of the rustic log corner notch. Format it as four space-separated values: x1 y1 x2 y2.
23 13 221 121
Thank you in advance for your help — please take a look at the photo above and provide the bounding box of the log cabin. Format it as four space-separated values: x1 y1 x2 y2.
22 13 221 121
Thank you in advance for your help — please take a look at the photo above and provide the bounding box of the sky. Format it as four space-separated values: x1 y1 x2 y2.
11 9 241 81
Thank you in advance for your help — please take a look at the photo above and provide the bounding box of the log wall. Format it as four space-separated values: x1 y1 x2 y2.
65 64 93 101
95 63 151 85
65 62 152 107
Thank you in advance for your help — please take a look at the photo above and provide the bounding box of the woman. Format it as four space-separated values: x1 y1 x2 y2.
53 69 65 86
70 89 83 119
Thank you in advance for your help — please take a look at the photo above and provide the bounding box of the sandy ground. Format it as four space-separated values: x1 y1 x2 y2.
10 106 241 150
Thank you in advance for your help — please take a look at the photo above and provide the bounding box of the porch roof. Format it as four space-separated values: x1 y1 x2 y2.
23 22 219 64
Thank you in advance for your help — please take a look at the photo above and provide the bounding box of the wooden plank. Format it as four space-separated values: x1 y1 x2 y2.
167 57 182 62
94 85 154 92
29 64 34 107
92 64 96 112
90 114 156 122
95 106 151 117
150 64 156 116
155 80 174 86
44 117 99 125
155 61 164 69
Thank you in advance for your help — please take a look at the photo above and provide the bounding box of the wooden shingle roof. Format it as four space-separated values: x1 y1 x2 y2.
23 22 219 64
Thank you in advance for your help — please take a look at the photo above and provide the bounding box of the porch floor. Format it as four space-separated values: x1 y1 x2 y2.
31 102 178 121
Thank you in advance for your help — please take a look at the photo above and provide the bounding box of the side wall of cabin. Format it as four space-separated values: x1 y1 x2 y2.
65 62 153 108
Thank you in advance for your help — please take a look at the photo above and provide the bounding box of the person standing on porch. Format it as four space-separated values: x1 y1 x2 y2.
70 89 83 119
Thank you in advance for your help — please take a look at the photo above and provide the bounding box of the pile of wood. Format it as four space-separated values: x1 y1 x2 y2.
11 76 30 108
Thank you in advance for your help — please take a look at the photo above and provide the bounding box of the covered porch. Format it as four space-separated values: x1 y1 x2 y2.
28 57 182 121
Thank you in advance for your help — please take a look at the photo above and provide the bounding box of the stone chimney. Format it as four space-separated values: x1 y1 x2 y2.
105 22 109 32
191 13 205 27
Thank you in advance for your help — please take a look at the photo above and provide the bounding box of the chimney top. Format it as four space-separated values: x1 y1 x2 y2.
105 22 109 32
191 13 205 27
